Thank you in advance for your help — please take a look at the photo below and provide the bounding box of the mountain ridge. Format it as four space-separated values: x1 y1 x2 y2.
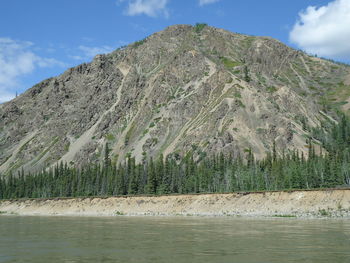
1 24 350 175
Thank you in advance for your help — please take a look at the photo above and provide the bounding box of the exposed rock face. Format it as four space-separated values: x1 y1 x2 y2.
1 25 350 174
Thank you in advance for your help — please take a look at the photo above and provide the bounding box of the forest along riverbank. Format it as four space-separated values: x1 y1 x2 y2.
1 189 350 218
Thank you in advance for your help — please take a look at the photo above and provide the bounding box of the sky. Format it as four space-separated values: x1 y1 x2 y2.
1 0 350 103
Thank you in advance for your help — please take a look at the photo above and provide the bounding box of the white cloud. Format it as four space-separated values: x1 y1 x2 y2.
289 0 350 59
199 0 219 6
77 45 114 59
119 0 169 17
0 37 65 103
69 55 84 61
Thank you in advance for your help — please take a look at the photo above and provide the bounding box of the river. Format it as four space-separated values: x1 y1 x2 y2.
0 216 349 262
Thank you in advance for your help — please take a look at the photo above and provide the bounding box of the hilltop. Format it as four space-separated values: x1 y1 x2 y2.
1 24 350 174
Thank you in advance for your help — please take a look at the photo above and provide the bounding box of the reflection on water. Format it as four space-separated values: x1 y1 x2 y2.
0 216 349 263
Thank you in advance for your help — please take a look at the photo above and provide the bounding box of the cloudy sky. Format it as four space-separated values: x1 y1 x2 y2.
0 0 349 103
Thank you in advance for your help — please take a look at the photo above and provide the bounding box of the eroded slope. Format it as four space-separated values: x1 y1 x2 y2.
1 25 350 174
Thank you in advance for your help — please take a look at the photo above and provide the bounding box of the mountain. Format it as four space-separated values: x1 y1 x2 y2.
1 24 350 175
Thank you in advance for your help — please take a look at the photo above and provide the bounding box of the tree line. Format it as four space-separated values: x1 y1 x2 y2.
1 113 350 199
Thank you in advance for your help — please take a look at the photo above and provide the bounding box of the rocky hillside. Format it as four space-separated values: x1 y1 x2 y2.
1 24 350 174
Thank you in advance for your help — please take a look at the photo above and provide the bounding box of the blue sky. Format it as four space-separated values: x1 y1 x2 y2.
1 0 349 103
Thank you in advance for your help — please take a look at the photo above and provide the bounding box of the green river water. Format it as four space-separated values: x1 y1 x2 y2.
0 216 349 262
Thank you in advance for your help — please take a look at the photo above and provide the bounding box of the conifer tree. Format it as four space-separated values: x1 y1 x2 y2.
146 157 157 194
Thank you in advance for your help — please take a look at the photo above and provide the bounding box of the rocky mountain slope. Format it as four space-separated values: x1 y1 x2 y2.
1 24 350 174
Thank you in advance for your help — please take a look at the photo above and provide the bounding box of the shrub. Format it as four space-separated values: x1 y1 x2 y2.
115 211 125 216
194 23 207 33
106 134 115 141
319 209 330 216
267 86 277 93
234 90 242 98
133 38 147 48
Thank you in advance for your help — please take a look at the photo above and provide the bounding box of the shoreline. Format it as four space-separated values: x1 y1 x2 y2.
1 189 350 218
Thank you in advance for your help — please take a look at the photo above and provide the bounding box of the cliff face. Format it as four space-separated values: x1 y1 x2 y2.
1 24 350 174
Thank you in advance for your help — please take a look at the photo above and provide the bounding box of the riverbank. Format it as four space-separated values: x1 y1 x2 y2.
1 189 350 218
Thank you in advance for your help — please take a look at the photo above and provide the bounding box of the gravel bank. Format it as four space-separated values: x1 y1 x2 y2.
1 189 350 218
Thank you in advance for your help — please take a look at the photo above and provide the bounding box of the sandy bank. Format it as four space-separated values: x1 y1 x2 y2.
1 189 350 218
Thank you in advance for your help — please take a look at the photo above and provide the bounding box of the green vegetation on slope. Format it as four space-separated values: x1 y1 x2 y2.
220 57 242 69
